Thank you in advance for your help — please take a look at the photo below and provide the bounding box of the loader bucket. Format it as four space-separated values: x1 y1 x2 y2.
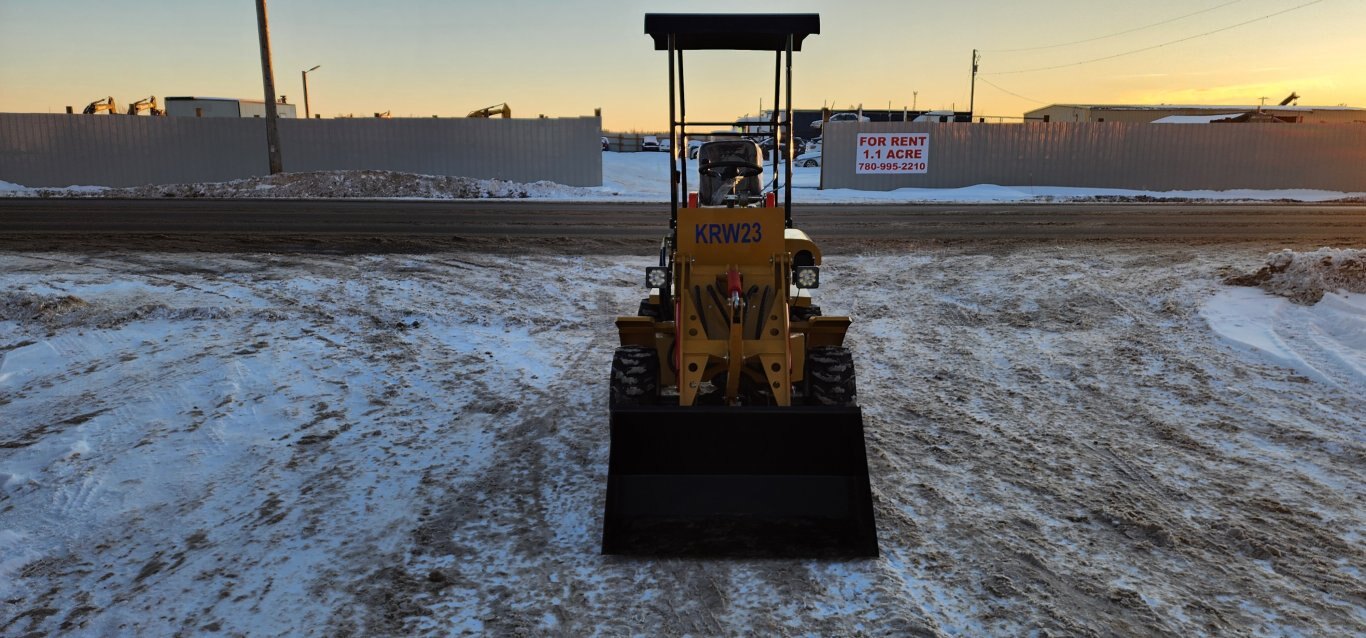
602 405 878 557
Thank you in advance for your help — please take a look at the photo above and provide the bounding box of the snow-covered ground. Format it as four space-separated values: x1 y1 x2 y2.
2 243 1363 636
1203 288 1365 388
4 153 1364 203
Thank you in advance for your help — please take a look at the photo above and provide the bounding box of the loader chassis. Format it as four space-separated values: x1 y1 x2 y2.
603 13 878 557
616 207 849 407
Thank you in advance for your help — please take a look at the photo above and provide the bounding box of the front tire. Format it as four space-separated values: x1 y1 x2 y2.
611 346 660 406
637 299 663 321
805 346 857 407
790 305 822 322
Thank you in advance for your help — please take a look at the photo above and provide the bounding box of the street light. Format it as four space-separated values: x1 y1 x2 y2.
302 65 321 119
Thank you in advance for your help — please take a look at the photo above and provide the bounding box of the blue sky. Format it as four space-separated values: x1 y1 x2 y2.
1 0 1361 128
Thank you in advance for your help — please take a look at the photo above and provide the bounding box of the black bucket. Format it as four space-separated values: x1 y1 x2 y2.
602 405 878 557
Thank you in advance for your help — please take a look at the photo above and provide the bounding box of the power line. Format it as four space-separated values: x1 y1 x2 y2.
985 0 1327 76
977 77 1049 105
987 0 1245 53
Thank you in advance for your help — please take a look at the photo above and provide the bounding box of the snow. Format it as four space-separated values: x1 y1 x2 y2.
1153 114 1246 124
1203 248 1366 389
1223 247 1366 303
1202 288 1366 389
0 530 41 598
2 152 1363 202
1 243 1363 635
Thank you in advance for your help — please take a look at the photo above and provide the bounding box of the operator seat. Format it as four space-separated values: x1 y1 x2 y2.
697 140 764 207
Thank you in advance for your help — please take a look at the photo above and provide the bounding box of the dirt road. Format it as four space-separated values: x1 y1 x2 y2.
1 199 1365 251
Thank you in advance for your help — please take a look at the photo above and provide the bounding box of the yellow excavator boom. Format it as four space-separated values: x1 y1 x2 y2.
467 103 511 118
126 96 162 116
82 96 118 115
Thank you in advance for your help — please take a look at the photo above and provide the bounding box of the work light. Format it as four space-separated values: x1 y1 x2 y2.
646 267 669 289
794 266 820 289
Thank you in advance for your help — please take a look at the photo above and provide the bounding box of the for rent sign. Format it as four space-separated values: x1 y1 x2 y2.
855 133 929 174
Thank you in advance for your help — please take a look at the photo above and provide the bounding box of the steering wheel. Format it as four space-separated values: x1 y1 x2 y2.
699 159 762 179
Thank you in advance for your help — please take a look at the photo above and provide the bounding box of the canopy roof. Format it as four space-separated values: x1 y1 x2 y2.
644 14 819 51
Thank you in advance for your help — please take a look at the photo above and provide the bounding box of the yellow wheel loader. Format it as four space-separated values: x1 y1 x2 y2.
602 13 878 557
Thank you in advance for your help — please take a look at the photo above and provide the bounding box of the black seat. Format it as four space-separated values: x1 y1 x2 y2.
697 140 763 206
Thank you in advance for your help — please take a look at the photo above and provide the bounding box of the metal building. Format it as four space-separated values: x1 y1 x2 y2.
1025 103 1366 124
164 97 298 118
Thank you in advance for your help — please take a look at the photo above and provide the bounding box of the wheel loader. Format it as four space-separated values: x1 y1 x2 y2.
602 13 878 557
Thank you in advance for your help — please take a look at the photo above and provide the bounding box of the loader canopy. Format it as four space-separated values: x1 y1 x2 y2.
644 14 819 51
644 13 820 231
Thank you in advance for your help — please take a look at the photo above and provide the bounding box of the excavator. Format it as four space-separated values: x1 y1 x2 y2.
601 13 878 557
126 96 163 116
467 103 511 118
82 97 118 114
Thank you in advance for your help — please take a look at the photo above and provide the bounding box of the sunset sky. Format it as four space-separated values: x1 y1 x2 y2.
2 0 1362 130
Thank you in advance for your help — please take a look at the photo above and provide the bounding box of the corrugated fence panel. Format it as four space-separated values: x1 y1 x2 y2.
0 114 603 188
0 114 267 187
8 115 1358 192
823 122 1366 192
275 116 602 186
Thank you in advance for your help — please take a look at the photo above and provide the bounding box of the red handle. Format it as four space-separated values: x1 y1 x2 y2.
727 269 742 296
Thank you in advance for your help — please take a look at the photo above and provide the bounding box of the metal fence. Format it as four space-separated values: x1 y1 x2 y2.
820 122 1366 192
0 114 604 188
601 132 670 153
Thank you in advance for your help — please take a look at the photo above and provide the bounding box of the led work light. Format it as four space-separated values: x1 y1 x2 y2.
794 266 820 289
645 267 669 289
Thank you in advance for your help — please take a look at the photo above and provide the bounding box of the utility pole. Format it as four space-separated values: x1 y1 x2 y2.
255 0 283 174
969 49 980 122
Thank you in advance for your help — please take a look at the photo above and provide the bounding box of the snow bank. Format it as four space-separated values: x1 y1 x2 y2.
0 170 575 200
3 153 1364 203
1205 248 1366 389
1201 288 1366 389
1224 248 1366 304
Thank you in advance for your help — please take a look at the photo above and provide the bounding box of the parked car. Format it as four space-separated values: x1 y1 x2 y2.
795 150 821 168
830 112 869 124
810 112 869 131
687 139 703 159
658 137 672 153
601 136 610 151
751 136 788 157
641 135 660 152
912 110 958 123
751 136 811 159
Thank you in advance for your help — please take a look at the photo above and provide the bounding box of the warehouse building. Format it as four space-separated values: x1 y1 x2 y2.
165 97 298 118
1025 103 1366 124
